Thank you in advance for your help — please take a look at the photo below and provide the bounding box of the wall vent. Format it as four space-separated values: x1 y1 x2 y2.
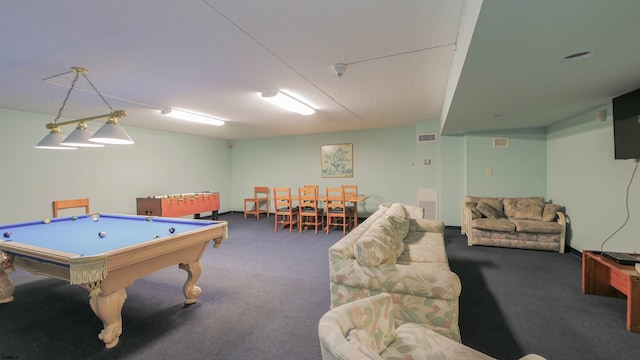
417 188 438 220
417 133 436 143
493 137 509 148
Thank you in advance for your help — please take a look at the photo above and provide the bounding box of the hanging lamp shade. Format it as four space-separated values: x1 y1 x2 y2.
60 122 105 147
89 118 134 145
34 128 77 150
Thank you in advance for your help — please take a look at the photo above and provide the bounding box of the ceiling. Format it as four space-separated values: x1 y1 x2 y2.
1 1 640 141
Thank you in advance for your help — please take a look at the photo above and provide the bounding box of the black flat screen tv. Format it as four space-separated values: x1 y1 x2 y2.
612 88 640 160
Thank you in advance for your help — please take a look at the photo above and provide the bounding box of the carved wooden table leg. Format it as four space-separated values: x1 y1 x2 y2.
0 269 15 304
89 288 127 348
179 260 202 304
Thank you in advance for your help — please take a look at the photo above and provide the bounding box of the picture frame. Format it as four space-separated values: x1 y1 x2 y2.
321 143 353 178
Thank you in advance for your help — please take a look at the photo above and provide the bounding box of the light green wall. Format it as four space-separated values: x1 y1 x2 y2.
229 126 419 218
547 105 640 252
464 129 547 197
0 108 231 223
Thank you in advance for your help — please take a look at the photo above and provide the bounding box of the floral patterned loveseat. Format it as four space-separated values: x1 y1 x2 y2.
328 203 462 342
461 196 567 253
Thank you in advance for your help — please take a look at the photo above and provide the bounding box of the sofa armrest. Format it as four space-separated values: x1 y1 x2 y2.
461 204 474 245
557 211 566 253
319 293 394 360
330 260 461 300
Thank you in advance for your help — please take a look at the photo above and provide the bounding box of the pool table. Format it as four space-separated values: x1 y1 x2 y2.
0 213 228 349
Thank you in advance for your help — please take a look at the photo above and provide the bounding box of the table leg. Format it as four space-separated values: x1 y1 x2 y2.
628 277 640 332
179 260 202 304
0 269 15 304
89 288 127 349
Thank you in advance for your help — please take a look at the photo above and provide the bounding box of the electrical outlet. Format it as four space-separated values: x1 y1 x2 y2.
486 168 493 176
424 159 431 165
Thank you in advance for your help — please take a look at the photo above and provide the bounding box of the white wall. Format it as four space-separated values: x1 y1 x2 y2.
0 108 231 223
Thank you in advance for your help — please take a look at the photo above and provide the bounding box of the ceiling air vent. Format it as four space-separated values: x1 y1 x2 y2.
417 133 436 143
493 137 509 148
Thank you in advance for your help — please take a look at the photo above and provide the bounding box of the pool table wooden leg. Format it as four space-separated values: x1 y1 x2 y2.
89 288 127 349
0 269 15 304
179 260 202 304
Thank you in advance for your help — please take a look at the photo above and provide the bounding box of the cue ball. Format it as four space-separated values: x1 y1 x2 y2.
43 219 51 224
98 231 106 238
169 227 175 233
91 215 99 222
3 232 11 238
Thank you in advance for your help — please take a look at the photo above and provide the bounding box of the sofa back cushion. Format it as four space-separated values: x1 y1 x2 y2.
503 197 545 217
465 196 504 217
513 198 544 220
385 203 410 240
354 217 403 266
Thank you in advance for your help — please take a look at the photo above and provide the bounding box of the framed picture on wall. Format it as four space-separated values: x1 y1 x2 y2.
321 143 353 178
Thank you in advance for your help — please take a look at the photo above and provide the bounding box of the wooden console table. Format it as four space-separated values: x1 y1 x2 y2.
136 192 220 220
582 250 640 332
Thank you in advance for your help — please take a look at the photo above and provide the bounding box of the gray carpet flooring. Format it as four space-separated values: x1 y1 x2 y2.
1 212 638 359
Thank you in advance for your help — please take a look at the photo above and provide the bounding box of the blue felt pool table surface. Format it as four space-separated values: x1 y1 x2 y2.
0 213 221 256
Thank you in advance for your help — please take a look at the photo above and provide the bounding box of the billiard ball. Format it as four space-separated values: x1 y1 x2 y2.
3 232 11 238
43 219 51 224
154 234 160 238
98 231 106 238
169 227 175 234
91 214 99 222
72 216 77 221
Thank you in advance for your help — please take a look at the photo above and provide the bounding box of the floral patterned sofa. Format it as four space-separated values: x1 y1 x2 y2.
318 293 546 360
461 196 566 253
328 203 462 342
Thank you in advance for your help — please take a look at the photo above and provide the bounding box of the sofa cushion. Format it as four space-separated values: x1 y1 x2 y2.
409 219 444 233
513 199 544 220
380 324 494 360
397 232 448 265
509 218 562 234
542 204 562 221
385 203 410 240
472 218 516 232
465 196 504 216
354 217 403 266
502 197 545 217
346 328 392 359
477 202 500 219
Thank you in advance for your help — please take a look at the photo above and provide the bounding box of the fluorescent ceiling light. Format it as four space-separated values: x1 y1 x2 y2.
261 90 315 115
160 108 225 126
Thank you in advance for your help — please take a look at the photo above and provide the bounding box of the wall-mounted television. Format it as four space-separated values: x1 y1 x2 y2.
612 88 640 160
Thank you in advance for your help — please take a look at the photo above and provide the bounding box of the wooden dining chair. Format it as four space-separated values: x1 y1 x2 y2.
298 186 324 234
342 184 358 228
244 187 270 219
274 187 298 232
325 187 354 235
52 198 90 218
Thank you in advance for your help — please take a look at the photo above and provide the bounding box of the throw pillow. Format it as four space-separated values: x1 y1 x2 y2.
542 203 562 221
464 202 483 219
476 202 499 219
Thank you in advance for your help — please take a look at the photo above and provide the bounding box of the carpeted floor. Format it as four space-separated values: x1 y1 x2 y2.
1 212 638 359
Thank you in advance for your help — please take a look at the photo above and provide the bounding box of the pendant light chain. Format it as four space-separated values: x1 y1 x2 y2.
81 72 114 112
52 71 81 125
